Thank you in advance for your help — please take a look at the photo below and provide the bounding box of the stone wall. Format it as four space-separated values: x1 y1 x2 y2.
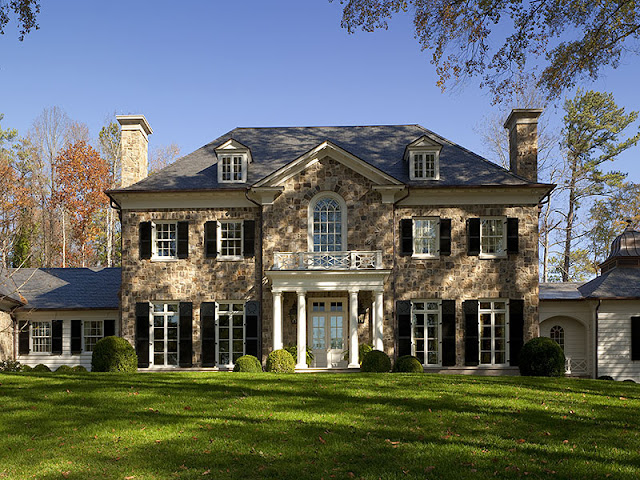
0 311 13 361
120 206 260 366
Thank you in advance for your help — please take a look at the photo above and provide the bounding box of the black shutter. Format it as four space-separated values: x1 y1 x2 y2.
400 219 413 256
245 300 260 359
396 300 412 356
52 320 63 355
204 221 218 258
135 302 150 368
179 302 193 367
177 221 189 259
243 220 256 258
509 299 524 366
441 300 456 366
463 300 479 366
631 317 640 361
439 219 452 256
103 319 115 337
467 218 480 256
139 222 152 260
71 320 82 354
18 321 29 355
507 218 519 254
201 302 217 367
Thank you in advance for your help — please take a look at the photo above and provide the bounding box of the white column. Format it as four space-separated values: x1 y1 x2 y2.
374 289 384 351
348 289 360 368
296 290 307 369
272 291 283 351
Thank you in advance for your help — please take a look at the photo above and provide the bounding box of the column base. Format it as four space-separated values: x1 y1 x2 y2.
348 363 360 369
295 363 308 369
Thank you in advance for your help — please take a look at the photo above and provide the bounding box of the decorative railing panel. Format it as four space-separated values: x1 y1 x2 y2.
273 251 383 270
565 357 588 375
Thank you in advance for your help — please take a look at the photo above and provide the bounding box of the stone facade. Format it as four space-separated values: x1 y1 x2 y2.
117 115 152 189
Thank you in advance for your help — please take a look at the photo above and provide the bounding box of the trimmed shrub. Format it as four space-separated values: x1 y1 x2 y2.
284 345 313 367
233 355 263 372
265 349 295 373
72 365 88 373
91 336 137 373
393 355 423 373
21 364 32 372
343 343 374 365
32 364 52 373
623 379 636 383
598 375 615 381
361 350 391 373
0 360 22 372
55 365 74 374
519 337 565 377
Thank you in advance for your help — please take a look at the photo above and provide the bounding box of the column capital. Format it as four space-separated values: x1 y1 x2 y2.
295 289 307 296
348 288 360 295
272 290 283 296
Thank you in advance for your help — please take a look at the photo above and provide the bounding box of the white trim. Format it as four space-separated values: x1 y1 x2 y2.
215 300 246 368
267 270 391 292
149 302 180 368
396 186 552 206
218 153 248 184
110 191 256 210
307 296 348 368
218 220 244 260
30 320 52 354
151 221 178 260
479 217 507 259
411 299 442 366
478 299 510 366
409 149 440 180
254 141 403 187
412 217 440 259
82 319 104 353
308 192 347 253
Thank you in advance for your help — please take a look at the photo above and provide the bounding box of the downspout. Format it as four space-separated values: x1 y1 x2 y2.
392 187 410 357
245 190 263 358
594 299 601 379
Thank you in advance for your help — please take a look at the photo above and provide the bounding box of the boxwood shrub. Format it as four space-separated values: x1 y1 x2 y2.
393 355 423 373
55 365 74 374
284 345 313 367
21 364 32 372
265 349 295 373
32 364 51 373
91 336 138 373
519 337 565 377
361 349 391 373
233 355 263 372
72 365 88 373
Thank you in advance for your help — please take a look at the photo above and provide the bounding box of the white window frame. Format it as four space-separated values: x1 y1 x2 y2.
411 300 442 366
150 302 180 367
218 220 243 260
82 320 104 353
413 217 440 258
478 299 509 366
218 153 247 183
216 301 246 368
479 217 507 259
307 192 348 252
409 149 440 180
30 321 52 354
151 221 178 260
550 325 565 352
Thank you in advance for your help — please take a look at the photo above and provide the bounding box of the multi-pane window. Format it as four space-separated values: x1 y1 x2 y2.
312 197 343 252
330 302 344 349
480 218 505 256
154 222 177 258
219 221 243 258
220 155 244 182
550 325 565 351
413 218 439 256
152 303 179 366
411 152 437 179
218 302 245 366
84 320 103 352
413 301 440 365
312 302 326 349
479 300 508 365
31 321 51 353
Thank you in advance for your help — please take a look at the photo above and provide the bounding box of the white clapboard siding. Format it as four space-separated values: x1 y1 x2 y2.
540 316 589 375
597 300 640 382
16 310 118 372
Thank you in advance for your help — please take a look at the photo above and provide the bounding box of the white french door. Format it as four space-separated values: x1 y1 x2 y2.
151 303 179 367
308 298 347 368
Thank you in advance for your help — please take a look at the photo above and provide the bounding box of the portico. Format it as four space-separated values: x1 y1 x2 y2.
267 269 390 369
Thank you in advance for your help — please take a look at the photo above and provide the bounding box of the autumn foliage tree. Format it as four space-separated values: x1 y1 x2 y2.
54 141 109 267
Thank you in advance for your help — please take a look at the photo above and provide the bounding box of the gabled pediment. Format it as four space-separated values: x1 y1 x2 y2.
214 139 252 163
253 140 403 188
403 135 442 162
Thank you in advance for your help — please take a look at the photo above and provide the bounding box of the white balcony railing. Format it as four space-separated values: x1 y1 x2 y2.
273 251 383 270
565 357 588 375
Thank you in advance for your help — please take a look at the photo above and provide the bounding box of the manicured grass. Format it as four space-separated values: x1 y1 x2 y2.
0 373 638 479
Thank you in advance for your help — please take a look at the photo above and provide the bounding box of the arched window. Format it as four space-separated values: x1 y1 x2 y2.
308 193 346 252
550 325 565 351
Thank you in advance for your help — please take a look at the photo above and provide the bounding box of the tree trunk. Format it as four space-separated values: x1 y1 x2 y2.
563 169 578 282
61 207 66 268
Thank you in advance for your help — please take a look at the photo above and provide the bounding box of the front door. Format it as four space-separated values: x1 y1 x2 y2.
309 299 347 368
151 303 179 367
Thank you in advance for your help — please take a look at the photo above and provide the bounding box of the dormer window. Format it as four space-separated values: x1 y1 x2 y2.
215 139 251 184
405 135 442 181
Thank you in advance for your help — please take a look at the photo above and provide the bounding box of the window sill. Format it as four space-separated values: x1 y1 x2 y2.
150 257 179 262
412 254 440 260
217 256 243 262
478 253 507 259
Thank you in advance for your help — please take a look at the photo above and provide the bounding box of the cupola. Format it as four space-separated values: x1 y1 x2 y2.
600 221 640 273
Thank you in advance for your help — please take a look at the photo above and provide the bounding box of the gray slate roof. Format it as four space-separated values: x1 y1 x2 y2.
0 272 25 306
539 283 584 301
578 268 640 299
9 268 121 310
121 125 539 192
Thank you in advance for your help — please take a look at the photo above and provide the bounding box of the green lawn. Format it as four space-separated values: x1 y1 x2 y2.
0 373 638 479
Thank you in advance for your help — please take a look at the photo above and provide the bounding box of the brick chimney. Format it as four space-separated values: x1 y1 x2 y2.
117 115 153 189
503 109 542 183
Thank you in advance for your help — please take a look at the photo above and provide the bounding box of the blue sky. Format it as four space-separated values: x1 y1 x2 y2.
1 0 638 181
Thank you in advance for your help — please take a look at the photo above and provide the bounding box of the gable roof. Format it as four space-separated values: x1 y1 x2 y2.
0 272 25 308
9 268 121 310
115 125 542 193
